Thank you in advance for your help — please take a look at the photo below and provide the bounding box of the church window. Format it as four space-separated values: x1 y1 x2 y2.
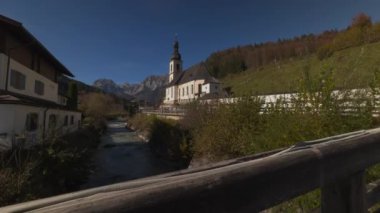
176 63 180 70
191 85 194 94
170 64 173 72
186 86 188 95
171 87 173 98
182 88 184 96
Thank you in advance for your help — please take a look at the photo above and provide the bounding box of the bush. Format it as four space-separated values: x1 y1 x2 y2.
189 68 375 162
127 113 156 141
79 92 125 132
174 67 380 211
0 128 100 207
128 114 191 166
149 119 191 165
183 67 380 211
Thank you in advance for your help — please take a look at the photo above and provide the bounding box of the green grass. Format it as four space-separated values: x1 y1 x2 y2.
223 42 380 96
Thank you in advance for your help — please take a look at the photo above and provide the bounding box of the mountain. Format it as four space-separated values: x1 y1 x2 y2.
93 79 125 95
93 75 167 106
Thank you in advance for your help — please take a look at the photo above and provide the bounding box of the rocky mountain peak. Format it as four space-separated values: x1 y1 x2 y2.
93 75 168 106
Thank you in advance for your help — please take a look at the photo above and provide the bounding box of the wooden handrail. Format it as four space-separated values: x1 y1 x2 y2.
2 128 380 212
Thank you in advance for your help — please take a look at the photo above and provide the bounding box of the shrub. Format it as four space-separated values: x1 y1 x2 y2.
189 68 375 162
79 92 125 131
127 114 157 140
149 118 191 165
128 114 191 165
0 128 100 207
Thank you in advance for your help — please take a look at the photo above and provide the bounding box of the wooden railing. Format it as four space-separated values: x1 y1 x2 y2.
3 128 380 212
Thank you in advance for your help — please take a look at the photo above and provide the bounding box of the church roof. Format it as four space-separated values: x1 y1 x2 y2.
167 63 220 87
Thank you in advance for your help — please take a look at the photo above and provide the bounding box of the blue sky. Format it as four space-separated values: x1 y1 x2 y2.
1 0 380 85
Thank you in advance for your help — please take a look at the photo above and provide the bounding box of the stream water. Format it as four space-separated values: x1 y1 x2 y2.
81 121 181 189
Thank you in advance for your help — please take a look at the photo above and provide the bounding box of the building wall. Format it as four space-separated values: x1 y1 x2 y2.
177 79 205 103
0 53 59 103
194 79 205 96
4 32 58 82
164 85 178 104
0 105 16 134
0 28 6 54
169 61 174 83
202 82 222 95
5 34 33 70
169 60 182 83
178 81 195 102
0 104 81 147
39 57 57 82
164 79 208 104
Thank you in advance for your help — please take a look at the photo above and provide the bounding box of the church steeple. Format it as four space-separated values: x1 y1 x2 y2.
171 39 181 60
169 37 182 83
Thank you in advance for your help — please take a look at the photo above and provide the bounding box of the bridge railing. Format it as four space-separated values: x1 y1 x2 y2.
3 128 380 212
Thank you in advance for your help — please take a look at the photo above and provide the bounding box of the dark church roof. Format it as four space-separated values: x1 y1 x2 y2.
167 63 220 87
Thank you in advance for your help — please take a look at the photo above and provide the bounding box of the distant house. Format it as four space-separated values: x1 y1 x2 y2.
163 40 223 105
0 15 81 150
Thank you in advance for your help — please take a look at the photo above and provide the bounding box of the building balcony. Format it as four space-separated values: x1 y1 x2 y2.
0 53 59 104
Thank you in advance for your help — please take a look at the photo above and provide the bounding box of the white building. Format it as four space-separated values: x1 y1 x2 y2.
163 40 223 105
0 15 81 150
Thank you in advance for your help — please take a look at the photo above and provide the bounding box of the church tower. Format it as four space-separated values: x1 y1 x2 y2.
169 38 182 83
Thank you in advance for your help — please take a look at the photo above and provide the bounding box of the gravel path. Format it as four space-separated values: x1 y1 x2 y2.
82 121 180 189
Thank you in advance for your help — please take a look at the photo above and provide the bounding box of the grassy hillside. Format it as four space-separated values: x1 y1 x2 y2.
222 41 380 96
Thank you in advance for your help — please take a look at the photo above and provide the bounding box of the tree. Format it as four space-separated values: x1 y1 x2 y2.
67 82 78 110
79 93 116 130
351 13 372 29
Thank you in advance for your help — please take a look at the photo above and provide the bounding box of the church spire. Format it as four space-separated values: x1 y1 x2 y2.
168 36 183 83
171 36 181 61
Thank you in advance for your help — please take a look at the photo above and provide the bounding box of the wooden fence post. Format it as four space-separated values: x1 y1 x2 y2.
321 171 367 213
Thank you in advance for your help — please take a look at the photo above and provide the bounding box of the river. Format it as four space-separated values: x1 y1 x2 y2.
82 121 181 189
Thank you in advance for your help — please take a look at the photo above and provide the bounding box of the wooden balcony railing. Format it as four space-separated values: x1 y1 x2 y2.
2 128 380 212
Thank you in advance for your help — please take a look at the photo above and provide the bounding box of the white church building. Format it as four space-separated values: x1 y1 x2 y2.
163 40 223 105
0 15 81 150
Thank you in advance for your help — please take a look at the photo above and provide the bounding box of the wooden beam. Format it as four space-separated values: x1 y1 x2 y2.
2 128 380 212
321 171 367 213
366 179 380 207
